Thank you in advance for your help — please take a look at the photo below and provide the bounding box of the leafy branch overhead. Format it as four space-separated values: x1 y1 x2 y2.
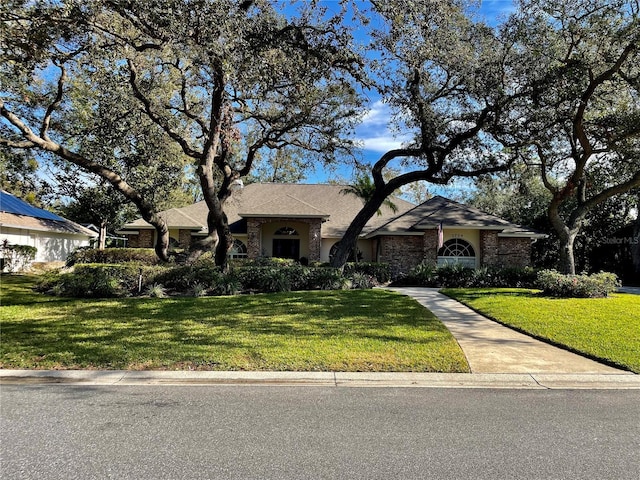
0 0 365 265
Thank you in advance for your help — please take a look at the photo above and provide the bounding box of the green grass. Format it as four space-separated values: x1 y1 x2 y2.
443 288 640 373
0 275 469 372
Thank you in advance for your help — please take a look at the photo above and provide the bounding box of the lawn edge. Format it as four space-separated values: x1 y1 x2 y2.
440 288 635 374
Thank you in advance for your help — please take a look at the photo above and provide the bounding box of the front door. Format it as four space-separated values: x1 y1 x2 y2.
272 238 300 260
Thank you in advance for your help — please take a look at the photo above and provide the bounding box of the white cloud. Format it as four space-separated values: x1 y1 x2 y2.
355 100 414 153
359 100 390 127
357 134 413 153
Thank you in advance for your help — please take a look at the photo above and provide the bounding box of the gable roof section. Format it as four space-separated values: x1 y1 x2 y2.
0 190 97 237
239 194 329 218
367 195 544 238
120 183 415 238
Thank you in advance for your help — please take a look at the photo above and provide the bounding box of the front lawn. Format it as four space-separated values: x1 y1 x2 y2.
443 288 640 373
0 275 469 372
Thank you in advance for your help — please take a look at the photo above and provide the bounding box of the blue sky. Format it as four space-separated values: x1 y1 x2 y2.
305 0 516 198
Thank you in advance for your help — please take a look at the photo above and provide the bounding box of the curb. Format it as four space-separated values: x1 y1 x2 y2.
1 370 638 389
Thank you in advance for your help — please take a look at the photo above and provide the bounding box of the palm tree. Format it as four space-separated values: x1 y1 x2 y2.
341 175 398 216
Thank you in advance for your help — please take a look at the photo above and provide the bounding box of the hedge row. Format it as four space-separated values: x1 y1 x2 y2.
35 260 386 298
392 263 539 288
65 247 160 266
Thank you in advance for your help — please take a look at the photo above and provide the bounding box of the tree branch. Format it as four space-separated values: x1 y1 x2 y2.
127 59 201 159
40 63 66 141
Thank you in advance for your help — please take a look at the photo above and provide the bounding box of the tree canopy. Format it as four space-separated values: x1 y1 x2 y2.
1 0 363 265
497 0 640 274
330 0 520 267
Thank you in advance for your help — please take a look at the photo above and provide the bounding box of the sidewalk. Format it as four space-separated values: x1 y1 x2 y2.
388 287 630 374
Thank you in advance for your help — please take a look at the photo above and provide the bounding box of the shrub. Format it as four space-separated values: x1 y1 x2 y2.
408 261 439 286
66 247 159 267
348 272 376 289
35 264 165 298
145 283 167 298
393 263 539 288
0 242 37 272
536 270 620 298
212 273 242 296
343 262 391 283
306 267 346 290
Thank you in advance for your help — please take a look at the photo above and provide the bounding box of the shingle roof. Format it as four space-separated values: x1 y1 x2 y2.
121 183 414 238
367 195 544 238
119 186 544 240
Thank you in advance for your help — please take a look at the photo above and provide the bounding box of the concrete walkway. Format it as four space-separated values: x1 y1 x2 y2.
387 287 630 375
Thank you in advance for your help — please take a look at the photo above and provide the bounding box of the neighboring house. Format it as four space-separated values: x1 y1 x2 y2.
118 183 544 276
0 190 97 267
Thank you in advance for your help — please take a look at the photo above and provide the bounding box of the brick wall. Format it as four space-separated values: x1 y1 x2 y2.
178 229 192 248
480 231 500 267
126 229 154 248
379 235 424 278
423 230 438 266
498 237 531 267
378 230 531 276
481 231 531 267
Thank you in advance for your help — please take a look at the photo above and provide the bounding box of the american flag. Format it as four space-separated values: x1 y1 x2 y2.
437 222 444 249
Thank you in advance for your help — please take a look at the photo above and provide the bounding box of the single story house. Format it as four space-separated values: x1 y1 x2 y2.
0 190 97 268
119 183 544 276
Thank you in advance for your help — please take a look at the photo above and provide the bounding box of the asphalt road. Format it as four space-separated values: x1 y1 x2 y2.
1 385 639 479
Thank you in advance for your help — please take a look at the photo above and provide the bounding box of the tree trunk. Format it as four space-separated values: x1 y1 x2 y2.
330 192 388 269
557 232 578 275
547 195 579 275
98 221 107 250
632 207 640 282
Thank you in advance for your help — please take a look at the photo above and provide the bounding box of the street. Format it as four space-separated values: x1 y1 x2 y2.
1 385 639 479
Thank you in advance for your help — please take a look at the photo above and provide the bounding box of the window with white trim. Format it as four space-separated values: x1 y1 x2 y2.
437 238 476 268
228 239 248 259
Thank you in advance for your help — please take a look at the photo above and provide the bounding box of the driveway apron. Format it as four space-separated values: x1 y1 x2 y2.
387 287 628 374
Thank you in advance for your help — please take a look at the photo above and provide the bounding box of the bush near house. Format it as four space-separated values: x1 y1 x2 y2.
392 263 539 289
0 242 38 272
35 257 390 298
536 270 620 298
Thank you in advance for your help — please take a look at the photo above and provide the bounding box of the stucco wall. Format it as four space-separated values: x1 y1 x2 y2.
1 227 92 263
246 218 322 261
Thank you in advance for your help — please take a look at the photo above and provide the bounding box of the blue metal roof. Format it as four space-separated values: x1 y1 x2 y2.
0 190 65 222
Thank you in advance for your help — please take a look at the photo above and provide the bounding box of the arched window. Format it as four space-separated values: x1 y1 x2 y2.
228 239 248 259
438 238 476 268
274 226 299 236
